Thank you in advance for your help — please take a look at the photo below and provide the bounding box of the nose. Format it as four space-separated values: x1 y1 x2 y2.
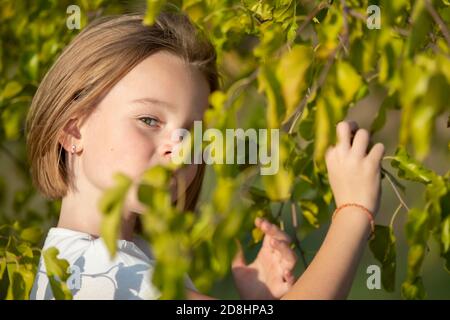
159 142 174 163
158 130 182 163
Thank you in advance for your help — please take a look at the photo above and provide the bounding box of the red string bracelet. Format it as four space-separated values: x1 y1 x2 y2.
332 203 375 240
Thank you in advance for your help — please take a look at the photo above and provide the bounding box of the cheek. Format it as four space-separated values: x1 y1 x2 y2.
81 116 157 190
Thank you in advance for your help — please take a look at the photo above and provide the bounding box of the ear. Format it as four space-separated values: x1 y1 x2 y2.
59 118 83 154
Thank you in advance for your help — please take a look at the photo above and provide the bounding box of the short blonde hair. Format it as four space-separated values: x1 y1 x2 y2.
26 12 219 211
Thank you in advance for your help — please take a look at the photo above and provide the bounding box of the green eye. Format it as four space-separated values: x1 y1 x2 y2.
140 117 159 127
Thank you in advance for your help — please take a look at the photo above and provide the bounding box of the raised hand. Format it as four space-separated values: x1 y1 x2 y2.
325 121 385 216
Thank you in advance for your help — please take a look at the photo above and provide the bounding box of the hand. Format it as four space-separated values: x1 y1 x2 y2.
231 217 297 299
325 121 385 216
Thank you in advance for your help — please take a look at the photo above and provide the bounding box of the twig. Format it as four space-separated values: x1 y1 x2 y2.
389 204 403 229
224 69 259 109
381 166 406 193
296 1 330 36
424 0 450 47
384 169 410 211
340 0 350 55
347 8 366 21
290 202 309 270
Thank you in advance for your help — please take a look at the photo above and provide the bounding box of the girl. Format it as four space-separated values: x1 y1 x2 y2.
26 12 384 300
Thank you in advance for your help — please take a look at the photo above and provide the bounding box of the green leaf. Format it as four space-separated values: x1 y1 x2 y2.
20 226 42 244
401 277 426 300
99 173 132 258
276 45 313 122
251 226 264 243
5 268 34 300
262 138 293 201
1 81 22 100
1 102 27 140
313 96 334 166
405 208 429 246
406 244 426 280
26 54 39 81
442 250 450 274
257 63 284 128
140 165 170 189
390 147 436 184
0 259 6 280
411 74 450 160
441 216 450 253
369 225 397 292
425 175 448 230
336 61 362 104
43 247 72 300
143 0 166 26
253 22 286 59
299 200 319 228
407 0 432 56
213 177 235 213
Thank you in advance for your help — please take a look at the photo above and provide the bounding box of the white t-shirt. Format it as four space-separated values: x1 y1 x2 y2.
30 227 197 300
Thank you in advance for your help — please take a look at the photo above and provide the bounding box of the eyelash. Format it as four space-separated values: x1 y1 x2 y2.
139 116 161 128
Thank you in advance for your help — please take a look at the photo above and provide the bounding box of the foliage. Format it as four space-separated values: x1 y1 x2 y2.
0 0 449 299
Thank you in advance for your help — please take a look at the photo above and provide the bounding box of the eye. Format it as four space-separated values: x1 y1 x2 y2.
139 116 160 128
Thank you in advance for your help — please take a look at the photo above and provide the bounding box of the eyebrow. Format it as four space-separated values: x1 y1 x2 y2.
131 97 176 110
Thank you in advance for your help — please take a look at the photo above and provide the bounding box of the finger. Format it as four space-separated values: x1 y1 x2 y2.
231 239 247 268
259 220 291 243
351 128 370 157
336 121 354 150
283 270 296 286
254 216 263 228
271 239 297 269
367 142 385 164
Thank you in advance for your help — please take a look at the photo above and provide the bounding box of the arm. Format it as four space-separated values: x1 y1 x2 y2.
282 121 384 300
281 206 371 299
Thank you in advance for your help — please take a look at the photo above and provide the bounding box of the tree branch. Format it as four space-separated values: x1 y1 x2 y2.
295 1 331 36
424 0 450 47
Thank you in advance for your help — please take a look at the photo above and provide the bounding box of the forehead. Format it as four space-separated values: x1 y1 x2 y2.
113 51 211 114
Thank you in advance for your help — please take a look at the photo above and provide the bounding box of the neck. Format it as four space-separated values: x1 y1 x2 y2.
57 175 137 241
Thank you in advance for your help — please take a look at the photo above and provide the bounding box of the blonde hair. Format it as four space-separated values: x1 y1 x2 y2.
25 12 219 212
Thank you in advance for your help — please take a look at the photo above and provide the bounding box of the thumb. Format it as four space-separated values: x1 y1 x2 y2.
231 239 247 268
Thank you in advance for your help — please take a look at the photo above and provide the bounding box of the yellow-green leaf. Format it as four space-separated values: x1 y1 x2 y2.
43 247 72 300
99 173 132 257
1 81 22 100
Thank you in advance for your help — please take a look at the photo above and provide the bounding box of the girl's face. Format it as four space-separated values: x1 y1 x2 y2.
76 51 210 213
